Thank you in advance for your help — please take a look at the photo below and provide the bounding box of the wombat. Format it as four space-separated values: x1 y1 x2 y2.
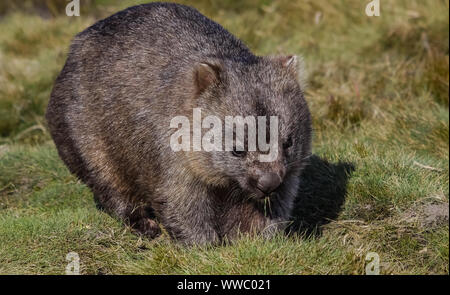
46 2 312 245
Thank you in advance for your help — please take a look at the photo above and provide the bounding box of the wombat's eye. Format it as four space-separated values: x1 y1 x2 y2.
232 149 247 157
283 137 293 149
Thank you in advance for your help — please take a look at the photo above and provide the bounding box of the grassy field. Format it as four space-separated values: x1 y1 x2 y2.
0 0 448 275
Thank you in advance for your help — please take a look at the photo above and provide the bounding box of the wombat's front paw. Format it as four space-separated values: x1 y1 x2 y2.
132 218 162 239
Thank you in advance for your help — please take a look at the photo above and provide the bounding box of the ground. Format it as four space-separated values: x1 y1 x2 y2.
0 0 448 274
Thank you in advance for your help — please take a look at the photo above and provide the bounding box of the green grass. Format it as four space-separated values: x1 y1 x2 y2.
0 0 448 274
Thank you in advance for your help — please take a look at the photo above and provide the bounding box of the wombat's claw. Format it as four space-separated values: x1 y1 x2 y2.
133 218 161 239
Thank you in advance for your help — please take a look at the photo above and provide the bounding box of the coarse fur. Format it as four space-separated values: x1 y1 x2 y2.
46 2 312 245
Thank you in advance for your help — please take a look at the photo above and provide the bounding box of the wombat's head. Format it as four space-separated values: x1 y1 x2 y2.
183 55 312 200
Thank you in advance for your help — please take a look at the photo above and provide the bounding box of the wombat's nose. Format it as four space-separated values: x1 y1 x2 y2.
257 173 282 194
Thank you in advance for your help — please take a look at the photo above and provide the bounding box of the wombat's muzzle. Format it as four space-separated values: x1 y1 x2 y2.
256 172 282 196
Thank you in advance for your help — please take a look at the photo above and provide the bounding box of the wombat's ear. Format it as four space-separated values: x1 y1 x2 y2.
280 55 298 70
194 62 222 95
277 55 308 90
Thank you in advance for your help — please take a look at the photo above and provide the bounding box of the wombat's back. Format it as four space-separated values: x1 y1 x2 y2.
77 2 254 63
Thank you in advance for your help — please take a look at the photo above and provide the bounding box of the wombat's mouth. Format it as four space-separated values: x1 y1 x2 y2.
252 188 266 199
252 187 279 200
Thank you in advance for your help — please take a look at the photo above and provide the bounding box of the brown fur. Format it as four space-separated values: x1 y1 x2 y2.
46 3 312 245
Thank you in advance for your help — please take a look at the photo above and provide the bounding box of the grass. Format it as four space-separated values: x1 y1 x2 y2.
0 0 448 274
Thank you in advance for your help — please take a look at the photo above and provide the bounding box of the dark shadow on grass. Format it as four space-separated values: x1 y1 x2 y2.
287 155 355 237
